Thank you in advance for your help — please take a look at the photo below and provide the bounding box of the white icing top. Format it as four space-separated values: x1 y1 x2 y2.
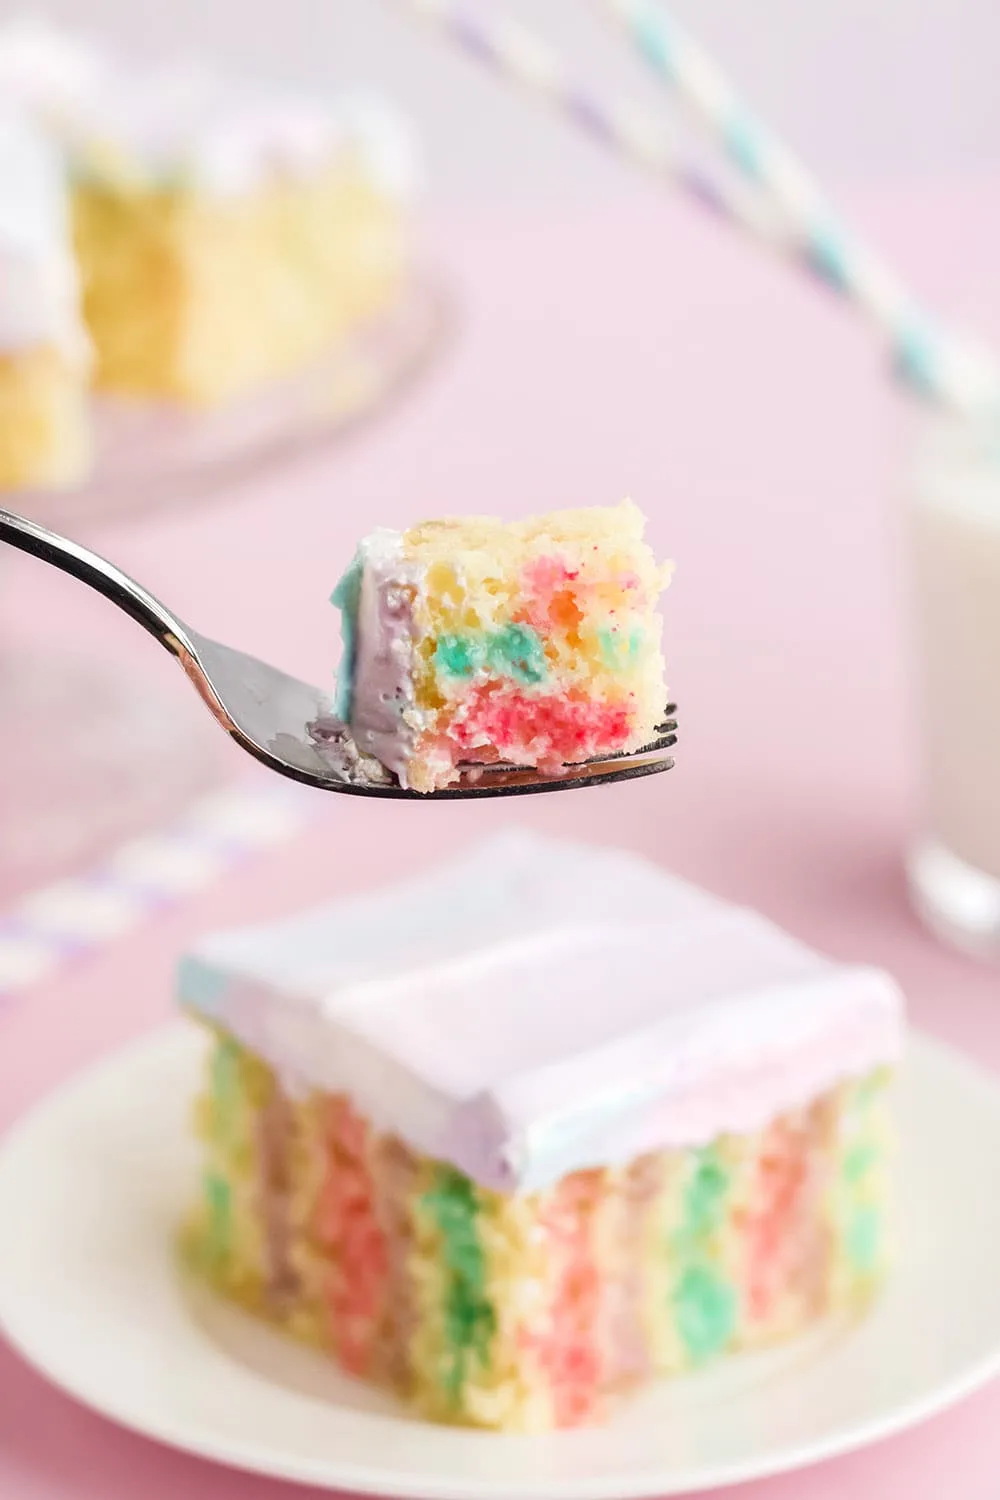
0 109 86 357
0 15 107 126
178 831 905 1192
0 17 420 199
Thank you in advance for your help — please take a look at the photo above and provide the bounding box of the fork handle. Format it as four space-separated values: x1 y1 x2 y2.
0 506 192 652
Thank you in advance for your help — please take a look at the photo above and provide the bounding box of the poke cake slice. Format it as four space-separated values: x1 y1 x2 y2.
0 110 90 488
178 831 904 1431
331 500 672 792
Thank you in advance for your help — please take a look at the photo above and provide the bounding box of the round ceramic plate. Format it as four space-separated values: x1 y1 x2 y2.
0 1026 998 1499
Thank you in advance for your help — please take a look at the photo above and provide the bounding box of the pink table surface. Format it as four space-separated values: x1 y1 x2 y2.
3 180 1000 1499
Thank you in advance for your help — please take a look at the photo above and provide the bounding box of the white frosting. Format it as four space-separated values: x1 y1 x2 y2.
0 19 420 199
179 831 905 1192
0 15 107 126
350 528 426 784
334 90 422 201
0 109 86 357
73 65 420 198
68 61 338 195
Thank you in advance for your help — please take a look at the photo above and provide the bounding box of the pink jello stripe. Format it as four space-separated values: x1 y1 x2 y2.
318 1098 390 1376
527 1172 605 1427
746 1118 810 1324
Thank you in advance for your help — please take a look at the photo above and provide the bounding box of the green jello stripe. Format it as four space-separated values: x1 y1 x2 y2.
422 1166 496 1401
670 1146 737 1361
843 1141 877 1185
434 634 484 678
673 1262 737 1361
672 1145 730 1255
486 623 547 684
685 1148 730 1236
847 1205 881 1274
211 1037 240 1147
204 1172 231 1267
841 1073 886 1278
598 625 643 669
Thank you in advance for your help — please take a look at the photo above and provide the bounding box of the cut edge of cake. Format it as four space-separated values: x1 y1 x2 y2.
176 832 904 1430
332 501 674 792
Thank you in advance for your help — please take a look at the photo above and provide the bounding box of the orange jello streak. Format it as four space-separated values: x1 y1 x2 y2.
746 1120 809 1323
516 555 584 634
316 1097 389 1375
519 1171 605 1427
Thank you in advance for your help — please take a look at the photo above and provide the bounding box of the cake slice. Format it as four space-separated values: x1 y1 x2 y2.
0 19 419 407
66 62 417 405
178 830 904 1431
0 110 90 488
331 500 672 792
0 16 107 134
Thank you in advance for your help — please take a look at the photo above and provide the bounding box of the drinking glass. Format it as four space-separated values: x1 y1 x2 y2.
906 412 1000 959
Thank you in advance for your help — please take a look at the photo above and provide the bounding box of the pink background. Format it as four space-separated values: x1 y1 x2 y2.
35 0 1000 188
2 181 1000 1497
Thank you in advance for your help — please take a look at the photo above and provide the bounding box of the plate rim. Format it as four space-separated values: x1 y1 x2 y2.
1 1024 998 1499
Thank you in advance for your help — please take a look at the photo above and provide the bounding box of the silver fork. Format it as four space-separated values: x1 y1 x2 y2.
0 507 676 799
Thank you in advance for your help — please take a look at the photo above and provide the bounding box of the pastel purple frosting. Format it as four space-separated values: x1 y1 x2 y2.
178 831 905 1192
347 529 423 786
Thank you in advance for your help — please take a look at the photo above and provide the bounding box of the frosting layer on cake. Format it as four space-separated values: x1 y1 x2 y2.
0 17 420 199
0 108 86 359
179 832 904 1192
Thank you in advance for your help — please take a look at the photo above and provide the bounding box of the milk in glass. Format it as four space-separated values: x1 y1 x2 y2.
907 415 1000 958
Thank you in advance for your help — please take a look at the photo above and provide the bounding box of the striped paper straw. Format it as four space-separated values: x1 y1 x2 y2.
0 782 305 999
602 0 1000 411
390 0 1000 413
392 2 785 243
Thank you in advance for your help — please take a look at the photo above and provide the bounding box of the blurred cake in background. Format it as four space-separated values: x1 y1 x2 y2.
0 16 419 414
70 67 417 404
0 109 90 487
179 832 903 1431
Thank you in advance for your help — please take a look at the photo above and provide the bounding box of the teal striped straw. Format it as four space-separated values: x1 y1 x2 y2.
391 0 1000 414
603 0 1000 412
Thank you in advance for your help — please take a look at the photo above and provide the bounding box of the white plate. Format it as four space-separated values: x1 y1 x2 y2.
0 1027 998 1499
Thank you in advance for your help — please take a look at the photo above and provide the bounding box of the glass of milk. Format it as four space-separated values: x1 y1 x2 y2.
906 413 1000 959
